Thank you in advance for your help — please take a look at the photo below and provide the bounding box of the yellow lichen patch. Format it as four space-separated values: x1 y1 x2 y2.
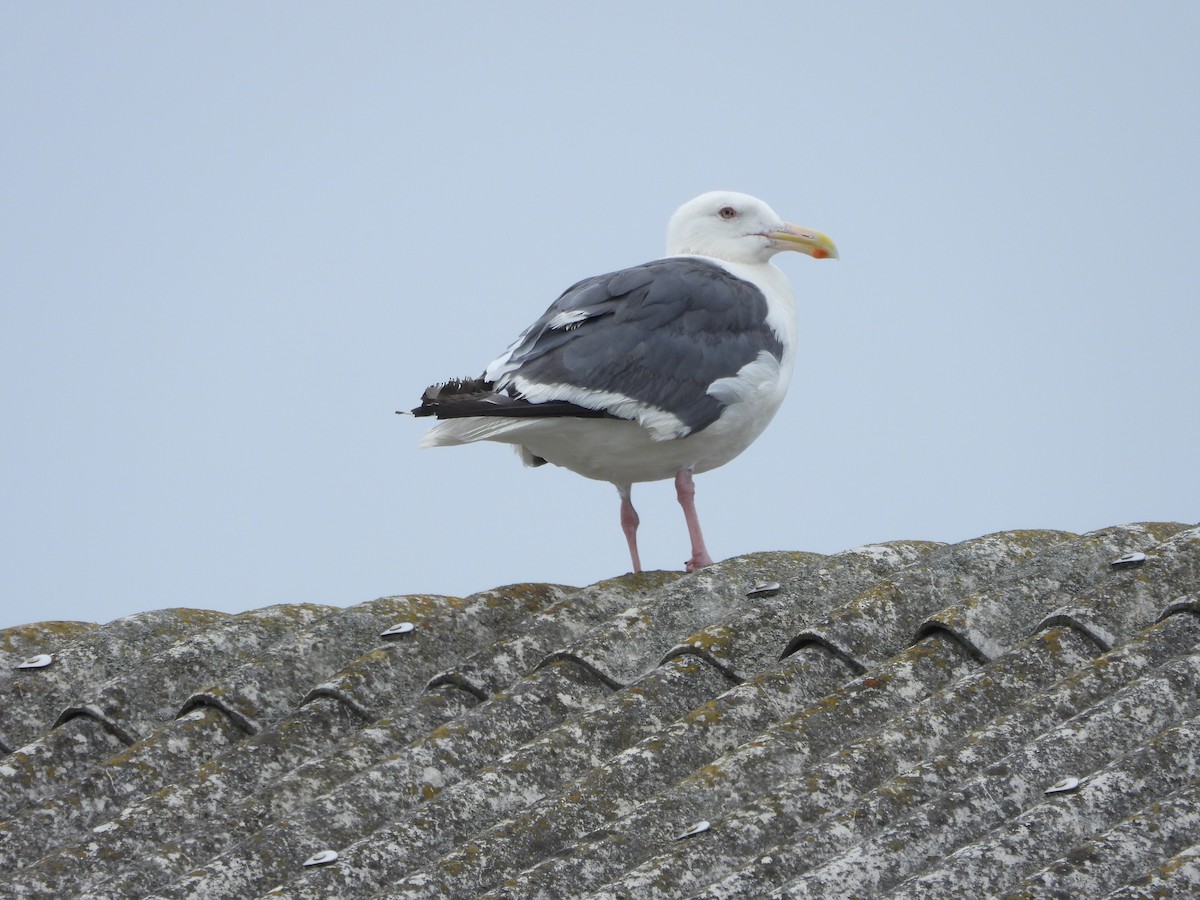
846 579 902 612
1159 846 1200 875
171 607 235 627
601 570 684 592
679 626 734 656
1140 520 1192 542
684 704 723 727
480 583 575 613
879 778 917 802
691 762 731 787
0 620 94 649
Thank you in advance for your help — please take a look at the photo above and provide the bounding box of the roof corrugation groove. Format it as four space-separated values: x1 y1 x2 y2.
899 751 1200 898
0 603 330 819
292 535 1060 900
1 521 1196 900
95 577 664 898
0 607 232 749
174 594 471 734
367 526 1176 898
148 661 620 898
450 635 976 900
481 525 1196 899
252 541 970 899
0 707 244 875
1101 840 1200 899
691 627 1200 895
419 571 682 697
531 551 824 687
773 690 1200 899
147 554 829 898
663 543 942 682
2 582 577 897
589 629 1100 898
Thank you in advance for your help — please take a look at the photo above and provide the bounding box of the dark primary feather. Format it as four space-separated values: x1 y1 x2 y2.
410 377 615 420
493 257 783 435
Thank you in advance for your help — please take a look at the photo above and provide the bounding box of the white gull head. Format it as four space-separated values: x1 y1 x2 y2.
666 190 838 264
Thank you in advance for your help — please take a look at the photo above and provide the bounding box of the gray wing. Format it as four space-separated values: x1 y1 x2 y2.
485 258 783 436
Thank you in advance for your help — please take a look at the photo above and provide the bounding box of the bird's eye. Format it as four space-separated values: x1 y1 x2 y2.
718 206 738 220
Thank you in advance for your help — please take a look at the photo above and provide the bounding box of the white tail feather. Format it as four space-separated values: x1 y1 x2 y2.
418 417 531 449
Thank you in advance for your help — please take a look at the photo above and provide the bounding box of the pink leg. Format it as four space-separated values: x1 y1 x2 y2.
618 484 642 573
675 468 714 572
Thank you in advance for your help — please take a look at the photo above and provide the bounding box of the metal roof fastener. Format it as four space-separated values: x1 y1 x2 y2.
380 622 416 638
16 654 53 670
1044 776 1081 795
1111 551 1146 568
302 849 339 867
746 581 781 598
676 820 711 840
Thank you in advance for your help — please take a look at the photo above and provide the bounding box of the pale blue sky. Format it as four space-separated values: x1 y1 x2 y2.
3 2 1197 629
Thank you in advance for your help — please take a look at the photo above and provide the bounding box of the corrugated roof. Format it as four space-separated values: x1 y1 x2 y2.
1 521 1197 898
